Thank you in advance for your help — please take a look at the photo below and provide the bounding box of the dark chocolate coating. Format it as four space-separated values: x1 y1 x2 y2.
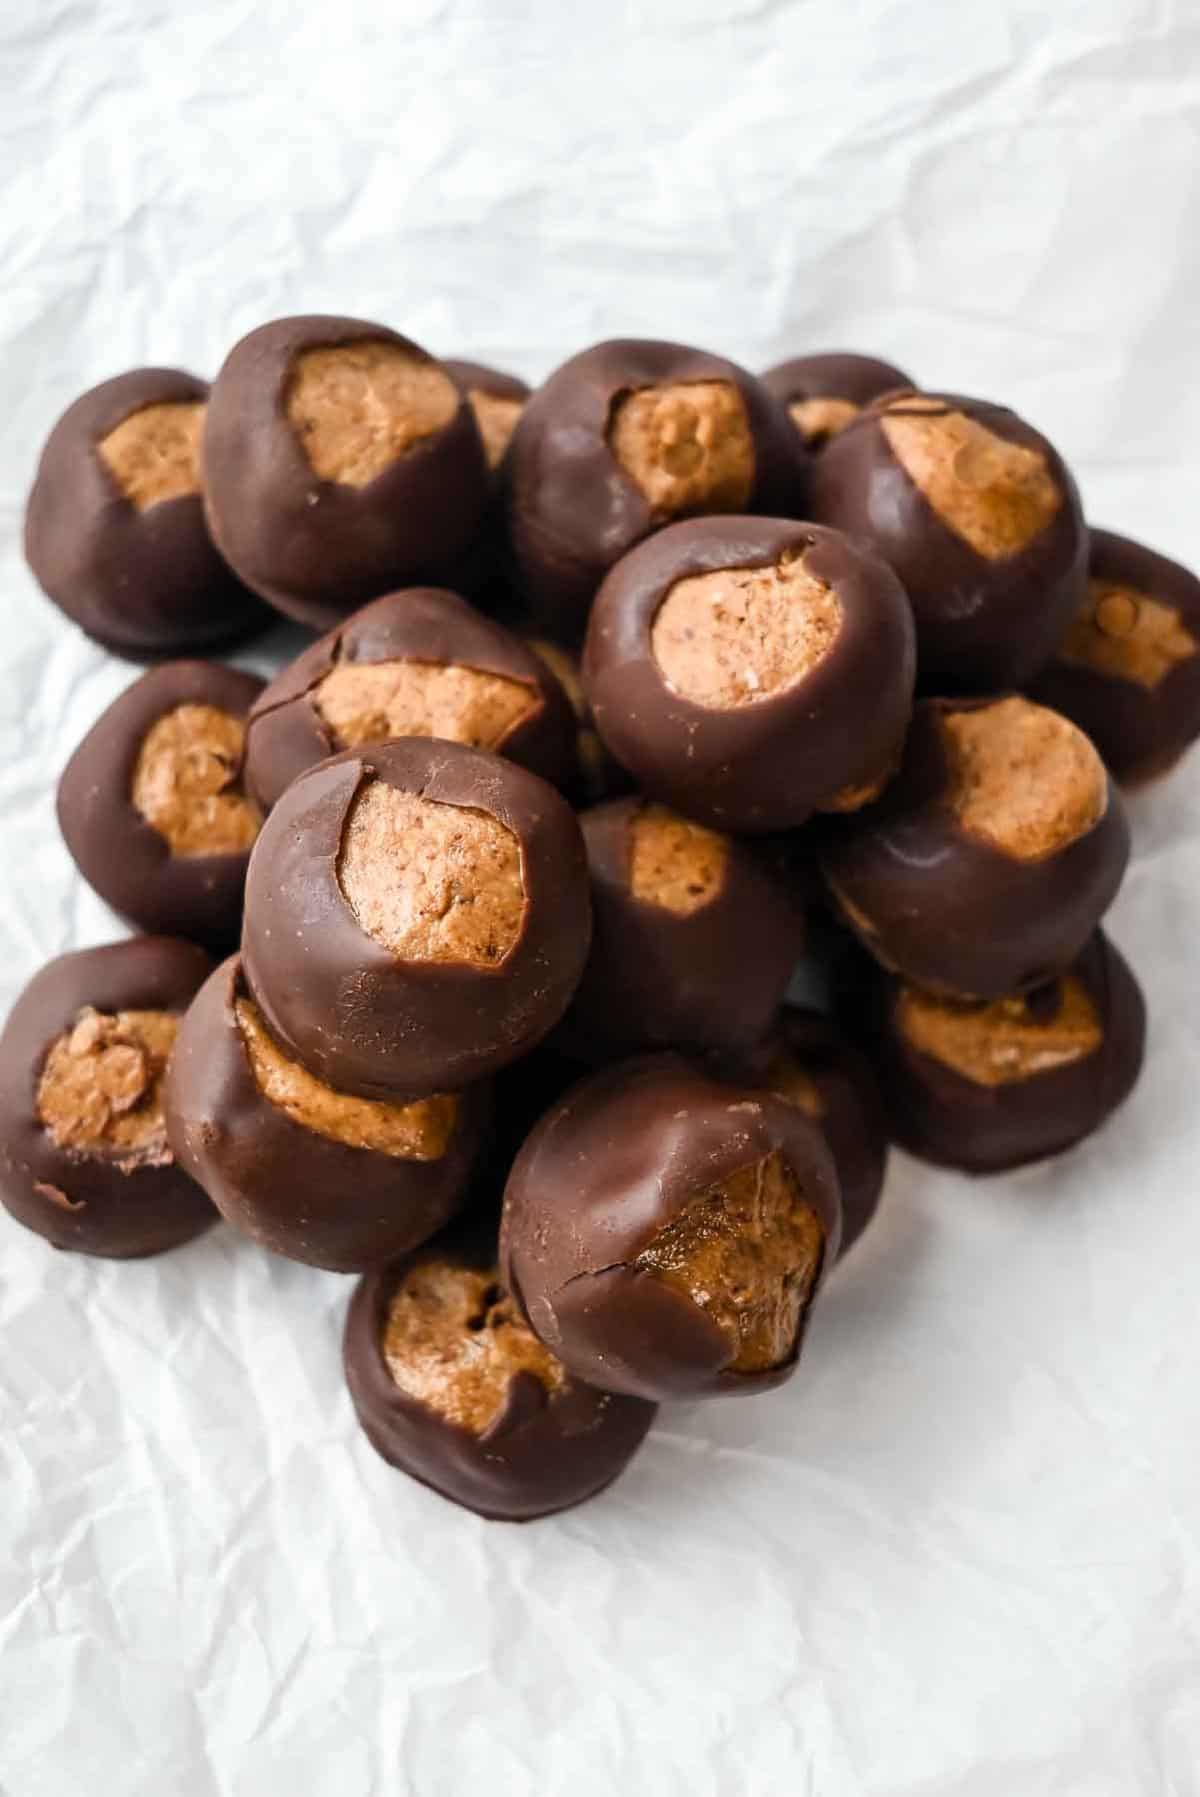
560 798 805 1057
811 390 1087 689
241 738 592 1101
583 516 917 832
1029 529 1200 785
164 957 487 1272
505 338 809 641
861 932 1145 1173
203 316 489 631
819 697 1130 999
243 587 576 812
438 360 532 613
762 352 913 446
24 368 268 659
57 660 265 951
499 1055 841 1402
760 1008 889 1255
0 938 215 1257
344 1226 656 1521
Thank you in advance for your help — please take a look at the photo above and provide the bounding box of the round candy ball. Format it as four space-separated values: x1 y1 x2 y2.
583 516 916 831
24 367 268 658
761 351 913 452
811 388 1087 689
0 938 215 1258
203 315 489 630
500 1054 841 1403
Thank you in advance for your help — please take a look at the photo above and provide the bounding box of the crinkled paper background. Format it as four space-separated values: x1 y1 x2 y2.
2 2 1198 1791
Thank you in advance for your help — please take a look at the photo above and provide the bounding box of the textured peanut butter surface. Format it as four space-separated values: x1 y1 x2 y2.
97 401 204 509
1058 580 1198 690
132 704 261 858
286 342 458 487
235 996 456 1157
629 803 728 915
468 389 523 468
609 379 755 517
383 1258 565 1434
652 552 841 708
789 396 859 443
338 781 525 965
36 1006 177 1167
898 979 1102 1086
880 398 1061 559
636 1151 825 1374
314 659 537 754
941 697 1107 861
763 1054 825 1120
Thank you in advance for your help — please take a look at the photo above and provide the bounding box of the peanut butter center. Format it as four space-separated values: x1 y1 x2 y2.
1058 579 1198 691
940 697 1107 861
468 389 523 469
762 1053 825 1121
897 978 1102 1086
286 342 459 488
609 380 755 518
652 551 842 708
36 1006 177 1168
383 1258 565 1434
635 1150 825 1374
314 659 538 755
131 704 261 858
880 397 1061 559
789 396 859 446
337 780 525 966
235 996 456 1157
97 401 204 510
629 803 728 915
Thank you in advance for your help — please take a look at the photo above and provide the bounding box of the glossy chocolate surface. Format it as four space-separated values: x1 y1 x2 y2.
1029 528 1200 785
203 315 489 630
505 337 808 640
811 390 1086 689
0 938 215 1257
58 660 264 950
500 1054 841 1402
24 367 267 658
166 957 489 1271
241 737 592 1100
244 587 576 811
583 516 916 831
344 1223 656 1520
820 698 1130 998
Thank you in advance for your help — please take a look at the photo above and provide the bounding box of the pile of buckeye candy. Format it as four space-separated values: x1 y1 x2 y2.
5 322 1194 1521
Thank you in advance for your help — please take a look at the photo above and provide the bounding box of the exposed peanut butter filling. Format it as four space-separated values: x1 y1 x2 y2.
609 380 755 517
383 1258 565 1434
338 780 525 965
880 396 1061 559
940 697 1107 861
628 803 728 915
468 389 523 469
36 1007 177 1168
897 978 1102 1086
97 401 205 509
762 1054 825 1121
313 659 537 755
286 342 459 487
131 704 261 858
635 1150 825 1374
652 551 842 709
1058 579 1198 691
235 996 456 1157
789 396 859 445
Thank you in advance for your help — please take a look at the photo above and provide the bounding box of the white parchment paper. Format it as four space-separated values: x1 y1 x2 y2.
2 2 1198 1791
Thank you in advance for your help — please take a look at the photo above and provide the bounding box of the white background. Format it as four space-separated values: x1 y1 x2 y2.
2 2 1199 1792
